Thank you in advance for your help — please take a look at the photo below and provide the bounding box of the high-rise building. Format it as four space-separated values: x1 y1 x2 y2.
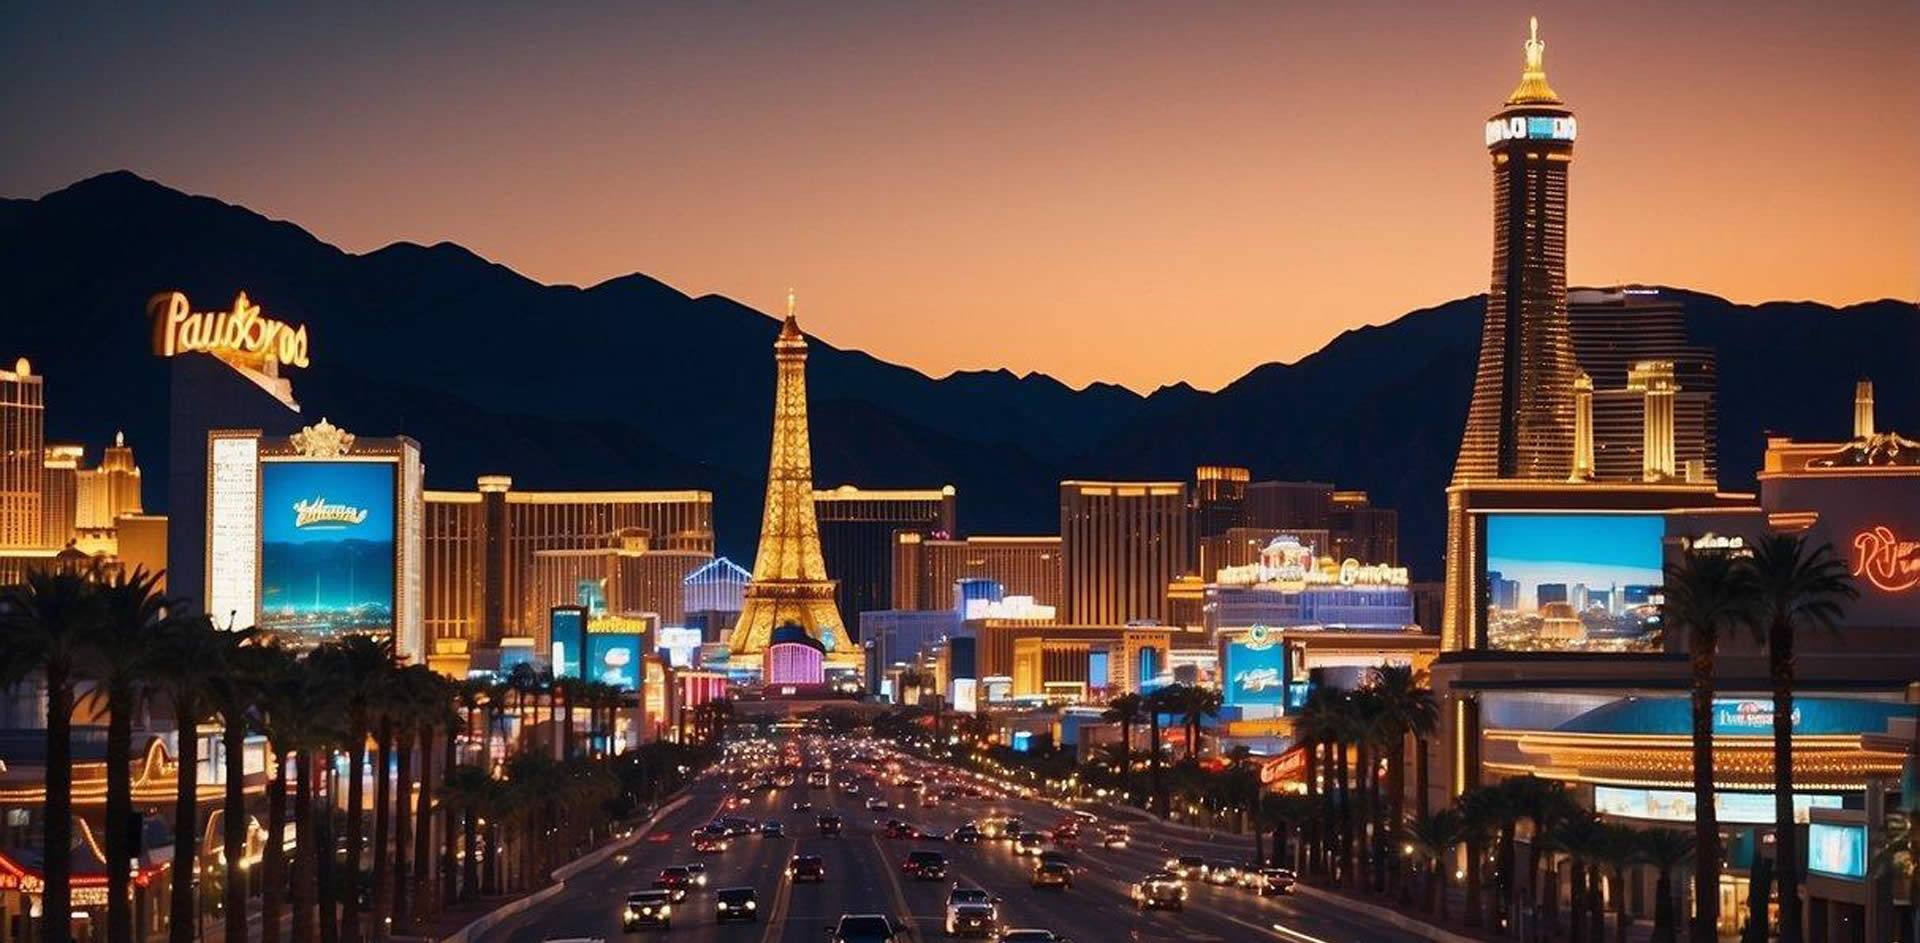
0 358 45 549
1454 18 1580 482
1327 491 1399 565
1191 465 1250 538
891 533 1063 612
41 444 81 550
1059 480 1189 625
1568 287 1717 482
813 484 956 642
423 476 713 674
1243 480 1333 530
76 431 146 531
729 295 852 666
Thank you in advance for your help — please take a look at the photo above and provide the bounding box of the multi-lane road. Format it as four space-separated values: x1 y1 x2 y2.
478 744 1427 943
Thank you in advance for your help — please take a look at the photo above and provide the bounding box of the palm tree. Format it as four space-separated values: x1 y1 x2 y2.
154 615 249 943
1368 664 1438 901
1293 687 1341 876
1101 693 1145 802
329 633 397 942
1264 793 1319 875
440 765 494 902
1741 533 1855 943
1873 806 1920 943
1404 808 1464 919
1661 548 1756 943
0 566 105 943
1505 774 1570 939
1460 781 1523 930
250 644 307 943
1555 810 1605 943
1178 686 1222 760
1641 828 1695 943
81 567 174 943
1592 823 1643 943
206 638 267 943
1144 685 1183 818
410 670 457 926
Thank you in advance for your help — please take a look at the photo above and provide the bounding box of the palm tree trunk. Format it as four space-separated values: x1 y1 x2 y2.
441 731 459 909
105 684 134 943
1336 738 1354 886
1588 867 1604 942
1542 853 1561 943
1391 735 1409 903
372 719 393 937
1149 714 1166 818
42 670 73 943
1570 858 1587 943
224 718 249 943
560 690 574 761
484 820 501 896
292 752 316 943
1355 740 1374 890
392 730 412 931
1689 645 1720 943
1436 860 1449 921
460 808 479 903
318 758 338 943
263 747 288 943
1771 628 1801 943
1465 833 1484 928
1614 868 1630 943
410 728 434 923
1654 870 1675 943
169 694 201 943
343 726 365 942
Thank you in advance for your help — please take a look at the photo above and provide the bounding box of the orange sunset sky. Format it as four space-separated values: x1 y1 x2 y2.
3 1 1914 391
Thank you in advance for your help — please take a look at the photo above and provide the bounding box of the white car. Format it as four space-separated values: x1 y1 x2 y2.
944 886 999 937
865 796 891 811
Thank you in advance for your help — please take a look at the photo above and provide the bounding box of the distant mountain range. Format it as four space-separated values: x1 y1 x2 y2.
1 171 1914 578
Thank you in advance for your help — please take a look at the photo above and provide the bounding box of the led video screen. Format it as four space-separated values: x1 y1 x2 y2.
1483 514 1665 652
259 460 396 649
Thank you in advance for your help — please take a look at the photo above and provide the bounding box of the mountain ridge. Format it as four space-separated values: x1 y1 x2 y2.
2 170 1913 579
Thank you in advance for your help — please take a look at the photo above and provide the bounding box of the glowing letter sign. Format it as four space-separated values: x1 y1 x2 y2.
149 291 311 370
292 498 370 529
1852 526 1920 592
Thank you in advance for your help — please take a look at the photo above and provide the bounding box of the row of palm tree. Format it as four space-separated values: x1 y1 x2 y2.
0 566 676 943
1097 682 1223 817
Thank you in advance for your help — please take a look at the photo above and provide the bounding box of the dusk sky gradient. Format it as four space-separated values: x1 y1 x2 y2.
4 1 1913 391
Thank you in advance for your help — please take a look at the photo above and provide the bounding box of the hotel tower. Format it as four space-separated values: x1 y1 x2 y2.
1453 18 1581 482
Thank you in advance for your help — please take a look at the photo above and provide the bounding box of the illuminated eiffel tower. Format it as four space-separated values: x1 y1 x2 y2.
728 291 852 668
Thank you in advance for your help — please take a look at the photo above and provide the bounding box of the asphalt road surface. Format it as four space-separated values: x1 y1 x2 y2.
477 744 1428 943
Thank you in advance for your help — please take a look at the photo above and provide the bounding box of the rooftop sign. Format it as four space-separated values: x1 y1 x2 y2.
149 290 310 370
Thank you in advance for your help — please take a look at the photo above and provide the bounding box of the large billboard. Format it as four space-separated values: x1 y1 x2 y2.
1483 514 1665 652
258 460 397 649
1222 627 1285 707
585 633 643 691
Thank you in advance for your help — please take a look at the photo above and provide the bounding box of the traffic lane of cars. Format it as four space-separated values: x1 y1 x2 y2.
775 811 913 943
485 777 788 943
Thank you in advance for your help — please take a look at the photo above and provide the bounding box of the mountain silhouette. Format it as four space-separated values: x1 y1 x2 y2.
2 171 1913 579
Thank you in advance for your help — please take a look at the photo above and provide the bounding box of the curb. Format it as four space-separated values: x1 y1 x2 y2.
1293 882 1486 943
439 793 692 943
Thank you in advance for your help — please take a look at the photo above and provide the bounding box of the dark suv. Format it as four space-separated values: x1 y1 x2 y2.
715 886 759 922
828 914 903 943
623 890 673 931
817 813 844 836
903 850 948 880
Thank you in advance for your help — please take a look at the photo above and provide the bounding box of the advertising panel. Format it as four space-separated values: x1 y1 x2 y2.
585 633 643 691
1807 822 1867 879
1222 626 1285 707
1483 514 1665 652
657 627 702 668
258 460 396 649
207 434 260 630
1593 785 1841 825
549 606 586 678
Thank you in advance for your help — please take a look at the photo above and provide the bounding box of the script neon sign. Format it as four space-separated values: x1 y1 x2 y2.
1853 525 1920 592
292 498 368 529
149 290 310 369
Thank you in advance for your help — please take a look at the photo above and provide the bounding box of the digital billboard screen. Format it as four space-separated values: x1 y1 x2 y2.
1483 514 1665 652
1222 631 1285 707
585 633 643 691
1807 822 1866 879
259 460 396 649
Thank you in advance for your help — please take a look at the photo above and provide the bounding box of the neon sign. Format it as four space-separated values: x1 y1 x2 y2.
1484 114 1577 147
149 290 310 370
1853 525 1920 592
292 497 368 529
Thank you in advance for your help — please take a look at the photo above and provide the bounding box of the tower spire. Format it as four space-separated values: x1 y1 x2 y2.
1507 15 1562 105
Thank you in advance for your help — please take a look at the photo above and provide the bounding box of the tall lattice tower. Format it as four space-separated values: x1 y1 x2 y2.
728 292 851 667
1453 18 1580 483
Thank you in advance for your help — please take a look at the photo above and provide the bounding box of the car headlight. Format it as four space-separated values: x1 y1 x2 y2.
745 901 756 910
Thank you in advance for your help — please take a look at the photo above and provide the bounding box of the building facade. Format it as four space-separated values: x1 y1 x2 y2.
1568 287 1717 483
1059 480 1189 625
890 533 1063 612
0 359 45 549
812 484 955 642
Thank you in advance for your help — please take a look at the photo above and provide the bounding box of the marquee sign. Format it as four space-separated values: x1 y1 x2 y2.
1853 525 1920 593
149 290 311 370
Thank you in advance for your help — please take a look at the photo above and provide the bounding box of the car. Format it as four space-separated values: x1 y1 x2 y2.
999 932 1069 943
1234 864 1264 889
1259 868 1298 896
612 852 630 865
842 783 861 795
950 823 982 844
1000 819 1026 839
1131 872 1187 911
1204 861 1241 886
903 850 948 880
646 830 672 845
720 817 756 836
1013 832 1045 856
1069 809 1099 824
944 887 1000 937
1100 828 1129 849
1029 860 1072 890
789 854 827 882
715 886 759 922
684 863 709 887
761 820 786 837
623 890 673 930
692 831 730 853
882 821 919 840
652 866 692 901
865 797 891 811
793 800 815 811
817 813 844 836
1038 850 1072 868
1164 854 1206 879
827 914 903 943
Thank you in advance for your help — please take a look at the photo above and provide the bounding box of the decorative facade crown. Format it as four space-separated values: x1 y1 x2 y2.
291 417 355 458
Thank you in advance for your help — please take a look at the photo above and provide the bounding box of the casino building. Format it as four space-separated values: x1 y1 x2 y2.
1427 22 1920 939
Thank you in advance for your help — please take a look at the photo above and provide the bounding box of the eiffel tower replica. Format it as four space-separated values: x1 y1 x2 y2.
728 291 853 669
